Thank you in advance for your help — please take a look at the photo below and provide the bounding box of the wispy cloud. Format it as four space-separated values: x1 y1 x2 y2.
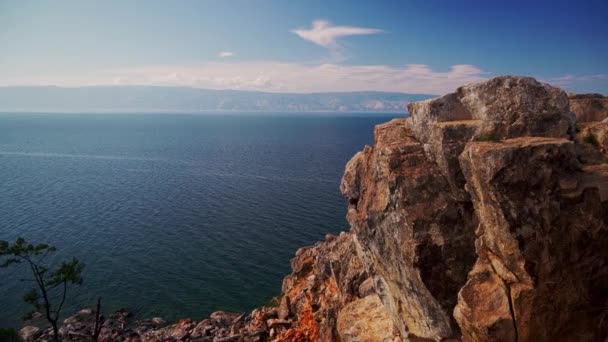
218 51 235 58
291 20 383 53
545 74 608 86
1 62 489 95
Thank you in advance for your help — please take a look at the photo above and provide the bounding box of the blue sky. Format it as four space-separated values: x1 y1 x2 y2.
1 0 607 94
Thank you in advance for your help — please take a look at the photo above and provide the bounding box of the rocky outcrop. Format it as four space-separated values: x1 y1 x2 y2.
456 138 608 341
342 76 608 341
31 233 398 342
30 306 272 341
569 93 608 122
576 121 608 162
279 232 399 342
341 118 477 339
27 76 608 342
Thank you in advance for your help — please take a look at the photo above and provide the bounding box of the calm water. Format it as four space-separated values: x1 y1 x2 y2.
0 112 397 328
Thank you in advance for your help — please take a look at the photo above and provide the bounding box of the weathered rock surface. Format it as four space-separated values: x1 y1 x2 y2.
406 76 574 200
577 121 608 161
32 308 269 342
19 326 40 341
30 232 397 342
342 76 608 341
27 76 608 341
569 93 608 122
280 231 400 342
456 137 608 341
341 118 477 340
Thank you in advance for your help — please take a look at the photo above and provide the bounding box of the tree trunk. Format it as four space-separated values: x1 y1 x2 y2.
51 321 59 342
93 297 102 341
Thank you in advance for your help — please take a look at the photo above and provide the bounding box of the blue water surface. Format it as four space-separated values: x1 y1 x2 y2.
0 112 398 327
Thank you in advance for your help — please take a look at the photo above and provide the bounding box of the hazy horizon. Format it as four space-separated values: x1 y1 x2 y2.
0 86 436 113
1 0 607 95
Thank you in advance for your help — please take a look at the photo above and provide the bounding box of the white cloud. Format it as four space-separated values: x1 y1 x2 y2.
218 51 234 58
291 20 383 49
545 74 608 87
2 62 487 94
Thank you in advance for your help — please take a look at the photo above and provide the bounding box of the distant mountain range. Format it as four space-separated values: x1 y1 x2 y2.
0 86 435 113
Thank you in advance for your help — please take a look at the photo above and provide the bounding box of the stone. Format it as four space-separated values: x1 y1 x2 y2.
210 311 240 327
19 326 40 341
406 76 574 200
577 121 608 158
408 76 573 143
341 76 608 341
78 308 93 315
456 137 608 341
341 117 476 340
277 295 290 320
63 314 80 324
336 295 398 342
357 277 375 298
266 318 291 329
569 93 608 122
151 317 165 326
214 335 240 342
453 259 516 342
280 231 384 341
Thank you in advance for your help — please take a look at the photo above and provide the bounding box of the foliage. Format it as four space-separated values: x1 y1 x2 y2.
583 133 599 146
0 238 85 342
0 328 19 342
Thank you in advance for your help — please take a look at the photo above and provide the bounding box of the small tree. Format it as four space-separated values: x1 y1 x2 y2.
0 238 84 342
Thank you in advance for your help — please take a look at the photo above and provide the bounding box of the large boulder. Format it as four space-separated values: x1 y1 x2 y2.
406 76 574 200
19 326 40 341
408 76 574 144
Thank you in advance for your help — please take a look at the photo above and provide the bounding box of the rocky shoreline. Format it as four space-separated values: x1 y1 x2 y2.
20 76 608 341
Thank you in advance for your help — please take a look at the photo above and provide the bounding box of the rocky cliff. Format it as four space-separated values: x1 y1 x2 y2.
282 76 608 341
569 93 608 123
339 76 608 341
24 76 608 342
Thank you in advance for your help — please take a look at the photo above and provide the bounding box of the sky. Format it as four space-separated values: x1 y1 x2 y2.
1 0 607 95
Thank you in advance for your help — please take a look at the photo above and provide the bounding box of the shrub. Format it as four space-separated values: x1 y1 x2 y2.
583 133 599 146
0 238 85 342
0 328 19 342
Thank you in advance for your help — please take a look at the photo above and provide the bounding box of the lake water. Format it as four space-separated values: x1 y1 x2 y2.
0 112 398 328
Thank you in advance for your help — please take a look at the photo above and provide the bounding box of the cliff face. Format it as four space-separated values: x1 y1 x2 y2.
338 76 608 341
569 93 608 123
25 77 608 342
274 76 608 341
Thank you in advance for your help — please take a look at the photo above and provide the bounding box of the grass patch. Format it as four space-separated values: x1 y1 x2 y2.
583 133 599 146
